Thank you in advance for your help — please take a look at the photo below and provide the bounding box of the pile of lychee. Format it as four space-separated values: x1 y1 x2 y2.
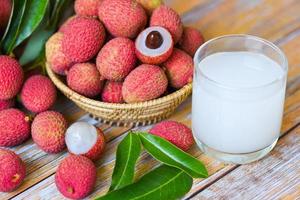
46 0 204 104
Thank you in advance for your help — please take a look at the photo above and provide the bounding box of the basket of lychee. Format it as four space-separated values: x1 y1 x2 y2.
46 0 204 126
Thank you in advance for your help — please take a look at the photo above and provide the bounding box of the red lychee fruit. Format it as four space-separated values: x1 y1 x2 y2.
74 0 101 17
31 111 68 154
149 120 194 151
122 64 168 103
98 0 147 38
179 27 204 56
0 148 26 192
0 0 12 33
59 16 78 34
96 37 137 81
163 48 194 88
62 16 106 63
150 5 183 44
21 75 57 113
101 81 124 103
55 155 97 199
0 55 23 100
0 109 31 147
66 122 106 161
0 98 14 111
67 63 104 97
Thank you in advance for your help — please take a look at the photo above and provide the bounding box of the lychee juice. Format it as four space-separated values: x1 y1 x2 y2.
192 51 287 154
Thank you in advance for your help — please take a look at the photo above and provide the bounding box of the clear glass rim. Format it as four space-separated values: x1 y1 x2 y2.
194 34 288 90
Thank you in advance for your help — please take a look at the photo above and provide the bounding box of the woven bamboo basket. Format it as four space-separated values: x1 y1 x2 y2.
46 63 192 126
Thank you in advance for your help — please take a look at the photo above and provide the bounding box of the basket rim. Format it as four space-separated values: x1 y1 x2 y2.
46 62 193 109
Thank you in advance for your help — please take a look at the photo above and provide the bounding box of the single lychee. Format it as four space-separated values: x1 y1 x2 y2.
67 63 104 97
0 55 23 100
55 155 96 199
163 48 194 88
149 120 194 151
46 32 73 75
179 27 204 56
0 109 31 147
150 5 183 44
122 64 168 103
101 81 124 103
97 37 137 81
21 75 57 113
98 0 147 38
0 98 14 111
0 0 11 33
0 148 26 192
74 0 101 17
62 16 106 63
31 111 67 154
135 26 173 65
136 0 163 15
65 122 106 161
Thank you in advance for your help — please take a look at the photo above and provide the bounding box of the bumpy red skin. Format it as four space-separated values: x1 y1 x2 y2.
0 109 31 147
31 111 67 154
83 128 106 161
21 75 57 113
163 48 194 89
122 64 168 103
150 5 183 44
101 81 124 103
67 63 104 97
179 27 204 56
97 37 137 81
0 98 14 111
0 148 26 192
0 0 11 33
149 121 194 151
74 0 101 17
98 0 147 38
0 56 23 100
58 16 77 33
135 44 173 65
62 16 106 63
55 155 96 199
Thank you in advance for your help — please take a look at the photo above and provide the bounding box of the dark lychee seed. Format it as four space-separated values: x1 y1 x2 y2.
146 31 163 49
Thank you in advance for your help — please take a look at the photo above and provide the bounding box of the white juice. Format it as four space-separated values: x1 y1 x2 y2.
192 51 286 154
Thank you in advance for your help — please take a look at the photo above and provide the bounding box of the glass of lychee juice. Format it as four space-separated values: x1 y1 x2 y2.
192 35 288 164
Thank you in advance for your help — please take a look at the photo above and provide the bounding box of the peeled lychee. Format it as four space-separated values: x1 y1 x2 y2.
163 48 194 88
101 81 124 103
0 98 14 111
150 5 183 44
21 75 57 113
98 0 147 38
122 64 168 103
0 109 31 147
31 111 67 154
0 0 11 33
62 16 106 63
55 155 96 199
97 37 137 81
67 63 104 97
46 32 72 75
136 0 163 15
149 120 194 151
135 26 173 65
74 0 101 17
0 55 23 100
66 122 106 161
179 27 204 56
0 148 26 192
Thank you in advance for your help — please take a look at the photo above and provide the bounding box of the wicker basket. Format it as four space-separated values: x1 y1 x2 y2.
46 63 192 126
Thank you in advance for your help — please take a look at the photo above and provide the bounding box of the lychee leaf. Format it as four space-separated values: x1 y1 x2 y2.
96 165 192 200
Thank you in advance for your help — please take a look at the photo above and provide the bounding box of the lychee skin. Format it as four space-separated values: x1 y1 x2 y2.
58 16 77 34
98 0 147 38
67 63 104 97
0 55 23 100
101 81 124 103
163 48 194 89
55 155 96 199
0 148 26 192
0 0 11 32
97 37 137 81
149 120 194 151
179 27 204 56
62 16 106 63
150 5 183 44
83 128 106 161
46 32 72 75
74 0 101 17
31 111 67 154
21 75 57 113
0 98 14 111
122 64 168 103
0 109 31 147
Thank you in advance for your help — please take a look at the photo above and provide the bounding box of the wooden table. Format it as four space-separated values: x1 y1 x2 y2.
2 0 300 199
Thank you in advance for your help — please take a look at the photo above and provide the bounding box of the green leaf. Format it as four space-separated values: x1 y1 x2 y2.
96 165 193 200
138 132 208 178
109 132 142 191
